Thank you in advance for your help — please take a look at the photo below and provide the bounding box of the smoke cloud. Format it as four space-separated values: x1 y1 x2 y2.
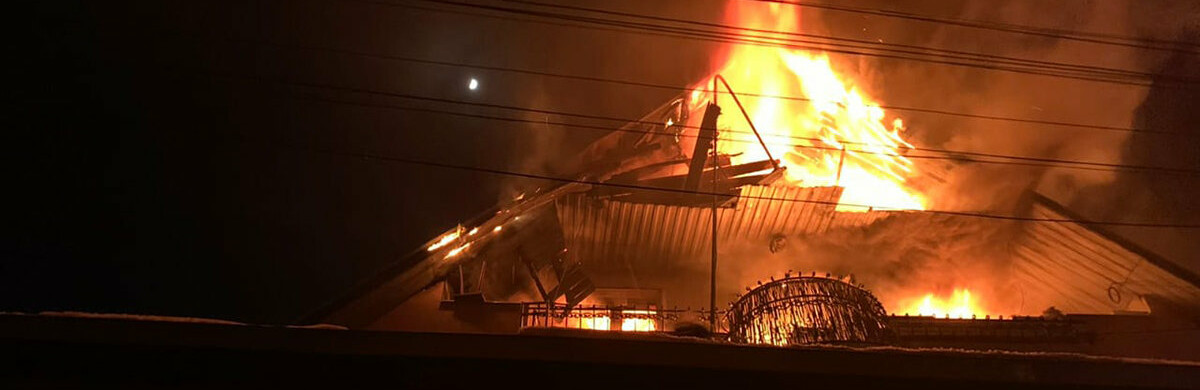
496 1 1200 313
690 0 1196 315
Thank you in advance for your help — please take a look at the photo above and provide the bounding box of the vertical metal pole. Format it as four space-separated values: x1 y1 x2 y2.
457 265 464 296
709 79 720 330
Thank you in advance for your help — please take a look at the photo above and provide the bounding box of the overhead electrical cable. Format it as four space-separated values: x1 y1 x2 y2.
749 0 1200 54
278 89 1200 176
178 29 1180 136
256 137 1200 228
381 0 1199 86
257 74 1200 175
345 0 1151 86
149 63 1199 175
504 0 1171 81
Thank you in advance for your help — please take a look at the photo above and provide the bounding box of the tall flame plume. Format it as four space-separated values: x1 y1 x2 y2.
900 289 988 319
697 2 924 212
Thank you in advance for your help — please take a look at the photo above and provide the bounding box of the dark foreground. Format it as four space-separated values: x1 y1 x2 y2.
1 314 1196 389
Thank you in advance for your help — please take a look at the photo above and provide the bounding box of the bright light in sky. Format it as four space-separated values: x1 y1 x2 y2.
468 78 479 91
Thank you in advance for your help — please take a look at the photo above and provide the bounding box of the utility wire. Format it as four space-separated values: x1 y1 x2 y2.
751 0 1200 53
123 49 1198 175
260 137 1200 228
135 58 1192 175
258 75 1200 175
391 0 1196 86
349 0 1149 86
135 67 1200 226
279 89 1200 176
187 30 1182 136
505 0 1173 81
117 34 1200 174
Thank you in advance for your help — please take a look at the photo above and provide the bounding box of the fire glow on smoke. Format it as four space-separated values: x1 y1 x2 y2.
900 289 987 319
698 2 924 213
699 1 986 319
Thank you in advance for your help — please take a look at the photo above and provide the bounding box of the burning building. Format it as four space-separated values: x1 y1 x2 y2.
306 2 1200 362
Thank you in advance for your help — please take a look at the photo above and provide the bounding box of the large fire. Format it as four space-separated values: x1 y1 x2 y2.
899 289 988 319
574 310 657 332
697 2 924 212
695 2 990 320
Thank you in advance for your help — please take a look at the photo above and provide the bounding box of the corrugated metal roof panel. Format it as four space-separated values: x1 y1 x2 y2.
557 185 872 270
827 210 904 230
1012 195 1200 314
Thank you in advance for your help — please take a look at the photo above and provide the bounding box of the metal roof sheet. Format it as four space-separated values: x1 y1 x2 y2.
557 185 901 270
1012 195 1200 314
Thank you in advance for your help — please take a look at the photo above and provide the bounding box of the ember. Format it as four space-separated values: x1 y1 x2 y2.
444 243 470 259
427 230 461 252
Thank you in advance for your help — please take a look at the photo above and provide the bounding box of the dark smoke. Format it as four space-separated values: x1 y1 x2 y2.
504 1 1200 313
733 0 1196 313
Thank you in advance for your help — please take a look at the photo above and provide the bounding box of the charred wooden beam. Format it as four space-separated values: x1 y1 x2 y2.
683 103 721 192
606 158 690 184
606 155 735 185
593 159 778 199
597 172 774 207
637 159 777 189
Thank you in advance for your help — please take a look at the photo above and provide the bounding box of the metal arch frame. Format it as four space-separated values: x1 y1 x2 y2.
726 275 891 346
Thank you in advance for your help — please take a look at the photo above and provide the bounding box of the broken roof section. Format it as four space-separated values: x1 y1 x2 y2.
1014 193 1200 317
306 89 1200 329
306 92 793 327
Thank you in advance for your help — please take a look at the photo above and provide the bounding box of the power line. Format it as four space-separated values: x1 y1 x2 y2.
278 89 1200 176
229 33 1184 137
133 53 1197 175
115 31 1199 175
133 66 1200 226
505 0 1173 82
255 73 1200 175
111 48 1181 177
751 0 1200 54
261 137 1200 228
349 0 1148 86
395 0 1196 86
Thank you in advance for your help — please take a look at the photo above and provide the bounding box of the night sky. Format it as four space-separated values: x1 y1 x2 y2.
8 0 720 323
8 1 1200 324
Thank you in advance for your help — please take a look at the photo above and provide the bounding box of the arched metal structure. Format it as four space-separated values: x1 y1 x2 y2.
726 275 890 346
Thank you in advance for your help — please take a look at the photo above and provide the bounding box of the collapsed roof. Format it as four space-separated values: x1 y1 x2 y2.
305 92 1200 329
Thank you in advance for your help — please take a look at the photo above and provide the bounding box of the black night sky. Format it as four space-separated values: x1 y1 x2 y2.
9 1 720 323
8 0 1200 325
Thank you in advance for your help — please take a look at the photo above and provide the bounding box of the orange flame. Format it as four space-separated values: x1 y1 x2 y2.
619 310 658 331
427 230 461 252
578 316 611 330
698 2 924 212
900 289 987 319
574 310 657 332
